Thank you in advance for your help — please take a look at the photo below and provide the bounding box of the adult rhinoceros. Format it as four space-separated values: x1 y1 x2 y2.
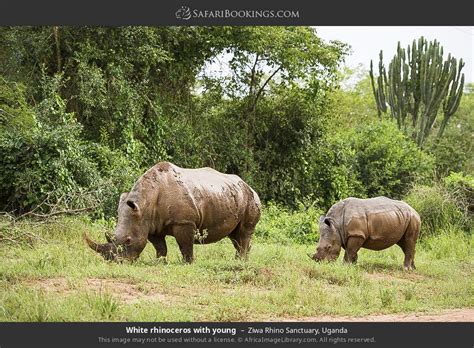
84 162 261 263
311 197 421 270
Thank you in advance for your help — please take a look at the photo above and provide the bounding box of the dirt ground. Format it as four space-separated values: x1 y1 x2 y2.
25 277 474 322
278 309 474 322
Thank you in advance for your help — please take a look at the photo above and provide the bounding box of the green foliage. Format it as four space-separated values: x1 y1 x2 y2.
0 122 139 217
405 174 472 237
419 228 472 260
255 202 322 244
250 84 329 206
443 172 474 216
330 66 379 131
0 26 348 214
405 185 461 236
0 74 140 217
425 84 474 176
0 27 230 168
349 120 434 198
224 26 346 98
0 27 471 233
309 135 361 209
0 78 35 138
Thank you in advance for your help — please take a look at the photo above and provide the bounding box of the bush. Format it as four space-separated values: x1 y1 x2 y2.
0 122 140 217
0 73 143 218
349 120 434 199
255 202 322 245
419 227 472 260
0 122 96 212
0 78 36 138
309 135 362 210
405 174 472 237
405 184 463 236
82 142 142 218
425 85 474 177
443 172 474 214
249 85 328 208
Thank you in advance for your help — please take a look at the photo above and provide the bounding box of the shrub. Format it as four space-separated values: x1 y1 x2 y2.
0 122 98 213
405 184 462 236
443 172 474 214
0 122 140 218
0 78 36 138
0 73 142 218
255 202 322 245
309 136 363 210
405 174 472 237
349 120 434 199
420 227 472 260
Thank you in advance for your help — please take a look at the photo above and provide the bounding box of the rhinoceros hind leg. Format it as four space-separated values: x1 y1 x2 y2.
173 225 195 263
399 214 420 271
397 238 416 271
229 223 254 260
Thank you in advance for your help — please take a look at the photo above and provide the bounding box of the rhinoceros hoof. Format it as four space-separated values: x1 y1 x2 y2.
156 256 168 264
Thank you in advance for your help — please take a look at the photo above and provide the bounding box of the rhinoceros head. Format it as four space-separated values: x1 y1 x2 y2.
84 192 149 262
311 215 342 262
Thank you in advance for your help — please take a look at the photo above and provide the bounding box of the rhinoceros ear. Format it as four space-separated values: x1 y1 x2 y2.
323 217 332 227
126 200 140 213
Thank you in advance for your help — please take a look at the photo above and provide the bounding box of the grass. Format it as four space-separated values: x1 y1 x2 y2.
0 215 472 322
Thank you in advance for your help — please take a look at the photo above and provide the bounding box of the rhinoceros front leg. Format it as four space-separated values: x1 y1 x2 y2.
148 234 167 259
343 236 365 264
173 224 195 263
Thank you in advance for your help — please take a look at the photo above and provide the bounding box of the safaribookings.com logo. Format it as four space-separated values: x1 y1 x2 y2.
175 6 300 20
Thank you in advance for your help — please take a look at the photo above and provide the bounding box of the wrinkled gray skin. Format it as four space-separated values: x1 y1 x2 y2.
85 162 261 263
312 197 421 270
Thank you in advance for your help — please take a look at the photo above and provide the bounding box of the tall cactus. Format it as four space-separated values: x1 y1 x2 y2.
369 37 465 148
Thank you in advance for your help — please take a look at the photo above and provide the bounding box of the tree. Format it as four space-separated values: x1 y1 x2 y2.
201 27 347 174
329 65 379 132
0 26 348 211
369 37 465 148
0 27 233 167
425 83 474 177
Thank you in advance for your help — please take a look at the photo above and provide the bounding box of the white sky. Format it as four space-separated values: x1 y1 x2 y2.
315 26 474 84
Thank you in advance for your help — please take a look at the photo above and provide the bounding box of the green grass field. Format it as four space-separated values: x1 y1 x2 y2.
0 216 472 322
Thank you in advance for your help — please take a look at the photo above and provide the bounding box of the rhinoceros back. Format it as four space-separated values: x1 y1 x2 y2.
338 197 418 250
150 162 260 243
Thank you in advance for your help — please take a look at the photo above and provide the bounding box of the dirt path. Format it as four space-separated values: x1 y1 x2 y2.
278 309 474 322
24 278 473 322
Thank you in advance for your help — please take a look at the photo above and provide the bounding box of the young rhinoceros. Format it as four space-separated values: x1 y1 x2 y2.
84 161 261 263
312 197 421 270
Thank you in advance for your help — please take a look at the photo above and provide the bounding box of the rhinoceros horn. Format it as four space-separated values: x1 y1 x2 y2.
83 233 118 260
